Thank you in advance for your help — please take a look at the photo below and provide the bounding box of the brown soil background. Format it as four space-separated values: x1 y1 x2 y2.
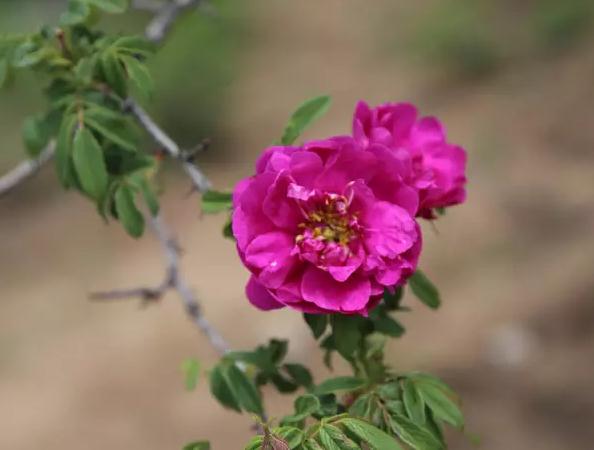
1 1 594 449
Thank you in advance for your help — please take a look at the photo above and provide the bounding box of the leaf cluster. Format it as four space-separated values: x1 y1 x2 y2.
2 2 161 237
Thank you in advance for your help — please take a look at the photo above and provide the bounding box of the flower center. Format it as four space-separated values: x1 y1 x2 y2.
296 193 359 247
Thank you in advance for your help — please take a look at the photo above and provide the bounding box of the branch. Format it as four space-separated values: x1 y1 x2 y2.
144 0 205 44
123 98 212 193
91 213 230 355
0 143 55 198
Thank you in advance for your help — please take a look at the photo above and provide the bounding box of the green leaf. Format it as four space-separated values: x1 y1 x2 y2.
283 363 313 388
303 313 327 339
0 58 8 87
22 115 51 158
318 428 341 450
209 365 241 412
325 424 359 449
114 184 145 237
113 35 155 56
224 363 264 416
223 217 234 240
374 315 405 337
280 95 331 145
409 270 441 309
12 43 52 68
389 414 443 450
83 0 129 14
100 51 127 97
303 439 324 450
314 376 365 395
202 190 233 214
294 394 320 416
60 0 92 25
121 55 154 99
332 315 363 359
55 115 78 188
272 427 303 449
402 378 426 425
383 287 404 310
74 56 97 83
342 418 404 450
141 179 159 217
73 127 109 201
349 393 372 418
84 116 137 152
182 442 210 450
417 383 464 429
181 358 200 392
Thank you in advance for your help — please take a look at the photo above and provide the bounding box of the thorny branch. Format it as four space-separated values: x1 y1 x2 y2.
91 215 230 355
0 1 231 357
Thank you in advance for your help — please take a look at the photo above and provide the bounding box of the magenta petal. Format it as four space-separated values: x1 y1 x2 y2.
262 172 301 230
245 231 295 288
364 201 417 258
246 276 284 310
301 267 371 313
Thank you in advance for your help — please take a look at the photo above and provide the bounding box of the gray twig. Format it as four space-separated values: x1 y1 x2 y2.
91 214 230 355
123 98 212 193
0 143 55 198
144 0 205 44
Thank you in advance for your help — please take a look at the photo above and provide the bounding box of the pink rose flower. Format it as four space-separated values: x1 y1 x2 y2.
353 101 467 218
232 137 422 315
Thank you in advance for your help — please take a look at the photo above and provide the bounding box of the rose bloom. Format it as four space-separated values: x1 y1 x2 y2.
353 101 467 218
232 137 421 315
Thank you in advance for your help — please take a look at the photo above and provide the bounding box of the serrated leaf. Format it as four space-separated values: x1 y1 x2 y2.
314 376 365 395
402 378 426 425
73 127 109 201
121 55 154 99
342 418 404 450
210 364 241 412
303 313 327 339
389 414 443 450
224 363 264 416
303 439 324 450
182 441 210 450
84 116 137 152
83 0 129 14
280 95 331 145
417 383 464 429
325 424 359 449
181 358 200 392
272 427 303 449
202 190 233 214
114 184 145 237
318 428 341 450
409 270 441 309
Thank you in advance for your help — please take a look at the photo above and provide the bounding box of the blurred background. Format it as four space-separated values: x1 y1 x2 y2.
1 0 594 448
